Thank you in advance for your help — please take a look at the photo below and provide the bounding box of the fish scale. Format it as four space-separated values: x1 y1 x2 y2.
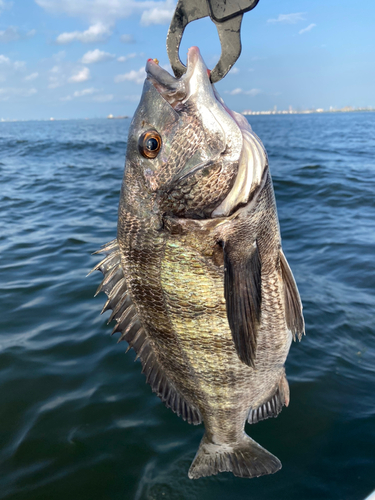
163 160 238 218
118 210 201 407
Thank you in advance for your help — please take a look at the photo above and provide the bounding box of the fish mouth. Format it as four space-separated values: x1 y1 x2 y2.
146 47 210 109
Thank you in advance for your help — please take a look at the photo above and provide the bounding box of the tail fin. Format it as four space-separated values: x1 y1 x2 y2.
188 433 281 479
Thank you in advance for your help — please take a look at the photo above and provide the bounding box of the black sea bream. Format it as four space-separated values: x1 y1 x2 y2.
92 46 304 479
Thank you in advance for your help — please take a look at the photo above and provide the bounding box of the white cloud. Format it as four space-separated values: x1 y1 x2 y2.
120 34 134 44
81 49 115 64
73 87 97 97
0 27 36 42
228 67 239 75
23 88 37 96
48 76 62 89
0 27 19 42
0 0 11 14
93 94 113 102
122 94 141 102
245 89 261 96
0 87 37 100
53 50 66 61
49 62 92 88
25 72 39 81
48 64 64 88
117 52 137 62
36 0 176 25
56 22 111 44
227 88 242 95
61 87 98 100
225 88 261 96
69 67 90 83
0 54 26 70
299 23 316 35
13 60 26 70
115 67 145 84
267 13 305 24
140 3 174 26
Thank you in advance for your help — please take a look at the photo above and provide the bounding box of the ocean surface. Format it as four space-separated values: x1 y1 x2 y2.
0 112 374 500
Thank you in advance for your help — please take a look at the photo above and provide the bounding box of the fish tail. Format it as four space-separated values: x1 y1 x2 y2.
188 432 281 479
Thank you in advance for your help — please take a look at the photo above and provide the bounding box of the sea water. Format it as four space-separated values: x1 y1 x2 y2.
0 113 374 500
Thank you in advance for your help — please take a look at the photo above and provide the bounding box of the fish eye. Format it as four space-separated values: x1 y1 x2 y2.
138 130 162 159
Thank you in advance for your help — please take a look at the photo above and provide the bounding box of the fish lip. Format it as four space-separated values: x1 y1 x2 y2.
184 46 203 82
145 47 209 103
146 59 179 89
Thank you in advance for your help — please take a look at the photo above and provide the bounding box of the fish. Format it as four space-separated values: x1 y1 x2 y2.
91 46 304 480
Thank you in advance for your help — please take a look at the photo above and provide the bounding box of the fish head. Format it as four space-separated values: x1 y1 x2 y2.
124 46 267 219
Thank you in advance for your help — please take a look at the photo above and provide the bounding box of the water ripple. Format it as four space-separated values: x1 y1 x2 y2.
1 114 374 499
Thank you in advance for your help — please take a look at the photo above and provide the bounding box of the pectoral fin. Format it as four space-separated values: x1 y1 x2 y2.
223 240 262 367
279 250 304 341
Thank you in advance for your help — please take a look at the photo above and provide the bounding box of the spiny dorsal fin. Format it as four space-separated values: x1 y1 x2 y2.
248 372 290 424
91 239 202 426
279 250 305 341
223 240 262 367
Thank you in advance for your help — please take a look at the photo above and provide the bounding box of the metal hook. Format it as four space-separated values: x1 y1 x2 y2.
166 0 259 83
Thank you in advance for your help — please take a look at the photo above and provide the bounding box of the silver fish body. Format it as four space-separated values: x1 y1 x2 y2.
92 47 304 479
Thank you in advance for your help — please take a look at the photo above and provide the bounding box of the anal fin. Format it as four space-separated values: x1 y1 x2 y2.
248 372 290 424
139 337 202 425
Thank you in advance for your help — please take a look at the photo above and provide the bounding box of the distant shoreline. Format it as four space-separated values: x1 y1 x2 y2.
1 109 374 123
242 107 375 116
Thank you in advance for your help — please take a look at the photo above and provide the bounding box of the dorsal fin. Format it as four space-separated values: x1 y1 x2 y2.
279 250 305 341
248 372 290 424
91 239 202 425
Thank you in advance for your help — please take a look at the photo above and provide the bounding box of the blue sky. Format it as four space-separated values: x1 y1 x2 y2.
0 0 374 120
